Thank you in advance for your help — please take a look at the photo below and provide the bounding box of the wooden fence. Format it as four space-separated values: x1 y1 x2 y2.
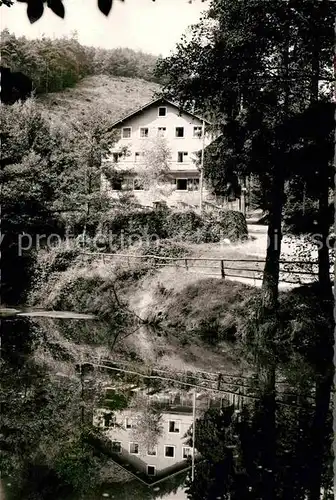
79 357 316 409
81 251 330 285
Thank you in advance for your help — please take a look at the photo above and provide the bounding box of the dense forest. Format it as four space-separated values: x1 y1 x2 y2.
0 29 162 94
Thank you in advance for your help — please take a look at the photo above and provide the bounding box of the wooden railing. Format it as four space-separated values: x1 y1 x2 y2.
78 357 316 409
80 251 330 285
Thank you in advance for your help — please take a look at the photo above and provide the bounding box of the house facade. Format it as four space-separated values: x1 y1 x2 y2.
101 98 218 208
94 407 194 480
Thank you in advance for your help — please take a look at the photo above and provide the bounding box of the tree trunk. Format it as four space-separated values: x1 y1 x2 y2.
261 171 284 312
310 23 332 296
308 369 333 500
317 170 332 295
261 13 289 314
259 362 276 500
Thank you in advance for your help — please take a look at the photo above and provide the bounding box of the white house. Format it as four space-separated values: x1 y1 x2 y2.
101 97 218 208
92 387 229 482
94 407 195 481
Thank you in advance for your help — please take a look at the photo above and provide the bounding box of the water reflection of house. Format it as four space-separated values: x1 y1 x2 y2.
94 408 194 481
93 389 225 483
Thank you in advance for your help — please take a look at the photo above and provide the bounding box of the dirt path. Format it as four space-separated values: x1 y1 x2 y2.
188 224 316 261
169 225 317 289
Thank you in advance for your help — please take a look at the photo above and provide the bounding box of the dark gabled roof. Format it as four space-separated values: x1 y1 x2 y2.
109 96 211 128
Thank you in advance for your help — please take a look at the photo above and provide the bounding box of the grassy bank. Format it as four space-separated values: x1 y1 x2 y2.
28 208 248 316
150 278 258 345
27 196 333 376
28 240 332 369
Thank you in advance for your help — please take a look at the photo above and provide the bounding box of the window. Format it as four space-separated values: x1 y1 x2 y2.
135 152 143 162
103 413 116 428
176 179 187 191
122 127 132 139
177 151 188 163
147 446 157 456
174 178 199 191
175 127 184 138
169 420 180 433
111 179 122 190
122 177 134 190
188 178 200 191
158 127 166 137
158 106 167 116
140 127 149 138
164 445 175 458
111 441 122 453
147 465 156 476
125 417 132 429
183 447 192 459
193 126 203 138
129 442 139 454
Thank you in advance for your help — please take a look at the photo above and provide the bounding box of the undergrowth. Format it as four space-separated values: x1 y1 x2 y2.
151 278 333 365
28 242 153 322
151 279 258 345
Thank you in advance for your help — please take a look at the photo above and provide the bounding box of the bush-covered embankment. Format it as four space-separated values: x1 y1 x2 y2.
150 278 333 363
29 208 248 314
29 236 333 363
149 279 258 345
28 244 154 321
82 208 248 247
28 204 333 366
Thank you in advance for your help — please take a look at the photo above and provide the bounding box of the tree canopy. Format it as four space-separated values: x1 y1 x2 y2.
1 30 162 96
1 0 208 24
156 0 335 309
1 0 124 23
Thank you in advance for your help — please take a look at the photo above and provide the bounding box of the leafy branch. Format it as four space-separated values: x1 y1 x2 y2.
4 0 125 24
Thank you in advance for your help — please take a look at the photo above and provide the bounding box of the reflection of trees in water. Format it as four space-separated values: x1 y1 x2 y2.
0 318 119 499
1 301 333 499
1 317 185 499
186 387 333 499
185 317 334 500
129 393 164 453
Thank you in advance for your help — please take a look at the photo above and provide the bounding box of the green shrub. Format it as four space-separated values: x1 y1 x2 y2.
100 208 248 248
217 210 248 241
49 248 80 273
189 214 224 243
52 275 106 312
28 246 81 306
113 264 154 283
101 209 166 247
163 210 202 240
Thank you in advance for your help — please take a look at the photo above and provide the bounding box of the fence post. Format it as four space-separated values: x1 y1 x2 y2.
185 258 188 271
220 260 225 278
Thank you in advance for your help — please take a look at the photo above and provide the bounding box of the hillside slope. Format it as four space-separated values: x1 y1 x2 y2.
37 74 161 123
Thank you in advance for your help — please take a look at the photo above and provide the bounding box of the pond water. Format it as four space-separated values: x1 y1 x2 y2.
1 315 334 500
